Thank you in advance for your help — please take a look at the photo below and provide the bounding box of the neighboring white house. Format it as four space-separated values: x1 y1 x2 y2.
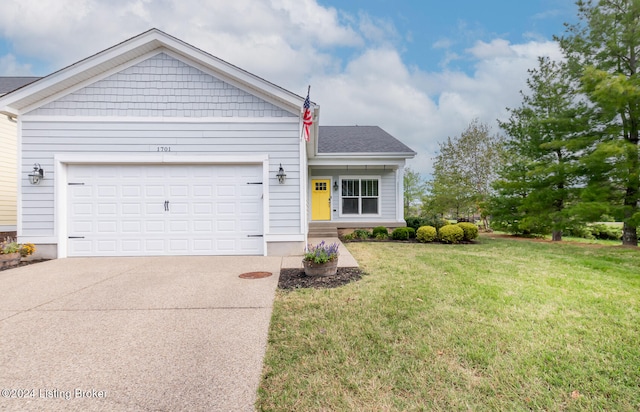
0 29 415 259
0 77 40 233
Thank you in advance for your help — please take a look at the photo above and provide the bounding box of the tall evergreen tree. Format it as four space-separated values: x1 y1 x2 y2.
558 0 640 246
492 57 590 240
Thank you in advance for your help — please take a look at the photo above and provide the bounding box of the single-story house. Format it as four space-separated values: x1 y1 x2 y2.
0 77 40 233
0 29 415 259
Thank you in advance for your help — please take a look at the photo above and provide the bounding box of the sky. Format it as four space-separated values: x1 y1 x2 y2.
0 0 578 176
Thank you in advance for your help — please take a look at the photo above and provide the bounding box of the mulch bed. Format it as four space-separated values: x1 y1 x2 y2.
278 267 364 290
0 259 50 272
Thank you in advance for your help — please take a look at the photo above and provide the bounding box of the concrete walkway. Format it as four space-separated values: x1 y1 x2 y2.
0 256 282 412
281 237 359 269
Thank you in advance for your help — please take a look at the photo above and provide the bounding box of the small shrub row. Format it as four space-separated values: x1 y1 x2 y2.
565 223 623 241
341 222 479 244
416 222 479 244
342 226 416 241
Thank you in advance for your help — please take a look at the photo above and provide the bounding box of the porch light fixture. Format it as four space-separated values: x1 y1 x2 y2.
28 163 44 185
276 163 286 184
333 181 339 191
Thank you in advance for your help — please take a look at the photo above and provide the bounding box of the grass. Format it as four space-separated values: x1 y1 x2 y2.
257 236 640 411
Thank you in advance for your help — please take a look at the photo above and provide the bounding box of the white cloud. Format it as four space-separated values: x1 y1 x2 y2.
0 0 562 177
0 54 33 75
467 39 515 59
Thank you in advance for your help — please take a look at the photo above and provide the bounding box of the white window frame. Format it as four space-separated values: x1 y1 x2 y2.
338 175 381 217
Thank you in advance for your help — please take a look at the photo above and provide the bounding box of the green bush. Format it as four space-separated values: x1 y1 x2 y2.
457 222 479 241
405 216 426 231
438 225 464 244
565 226 594 239
372 226 389 237
416 225 437 243
406 227 416 238
352 229 371 240
589 223 622 240
392 227 410 240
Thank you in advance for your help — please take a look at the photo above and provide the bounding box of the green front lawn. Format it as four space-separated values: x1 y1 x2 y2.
258 237 640 411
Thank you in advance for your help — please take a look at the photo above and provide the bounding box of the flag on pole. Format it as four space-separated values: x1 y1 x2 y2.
302 86 312 142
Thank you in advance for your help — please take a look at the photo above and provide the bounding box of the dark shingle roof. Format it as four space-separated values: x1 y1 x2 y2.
0 77 41 95
318 126 415 155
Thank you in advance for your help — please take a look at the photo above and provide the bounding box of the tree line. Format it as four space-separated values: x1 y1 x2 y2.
405 0 639 247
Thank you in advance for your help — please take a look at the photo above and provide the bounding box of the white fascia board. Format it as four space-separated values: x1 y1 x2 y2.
55 153 269 165
308 158 406 167
24 115 299 124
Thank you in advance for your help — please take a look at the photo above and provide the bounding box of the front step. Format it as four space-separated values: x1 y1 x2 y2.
308 223 338 238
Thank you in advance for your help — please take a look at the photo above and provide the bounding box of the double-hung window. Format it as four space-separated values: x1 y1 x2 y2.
341 178 379 215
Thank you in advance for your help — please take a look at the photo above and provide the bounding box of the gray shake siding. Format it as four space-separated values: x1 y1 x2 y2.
20 53 301 238
31 53 295 118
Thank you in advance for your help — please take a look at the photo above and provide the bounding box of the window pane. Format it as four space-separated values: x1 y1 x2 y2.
362 180 378 196
362 198 378 214
342 180 359 197
342 198 359 214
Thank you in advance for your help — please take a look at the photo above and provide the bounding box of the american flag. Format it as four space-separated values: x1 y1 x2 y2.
302 87 312 142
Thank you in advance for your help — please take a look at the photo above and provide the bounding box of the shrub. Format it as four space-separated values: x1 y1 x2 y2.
374 233 389 240
565 225 594 239
352 229 371 240
372 226 389 237
438 225 464 244
457 222 479 241
392 227 410 240
405 216 426 231
406 227 416 239
416 225 437 243
589 223 622 240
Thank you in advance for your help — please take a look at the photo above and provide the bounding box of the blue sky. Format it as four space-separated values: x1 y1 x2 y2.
0 0 578 175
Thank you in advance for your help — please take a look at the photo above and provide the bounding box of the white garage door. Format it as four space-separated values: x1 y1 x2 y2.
67 164 263 256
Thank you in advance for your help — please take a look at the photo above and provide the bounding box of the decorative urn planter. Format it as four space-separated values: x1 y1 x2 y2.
0 252 22 269
302 258 339 277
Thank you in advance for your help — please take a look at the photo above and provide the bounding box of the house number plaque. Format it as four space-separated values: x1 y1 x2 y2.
156 146 172 152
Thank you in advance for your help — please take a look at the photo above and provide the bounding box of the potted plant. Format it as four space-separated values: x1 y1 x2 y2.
302 240 339 277
1 238 36 269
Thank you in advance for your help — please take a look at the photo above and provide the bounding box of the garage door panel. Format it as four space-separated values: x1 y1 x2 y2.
121 221 142 233
68 164 263 256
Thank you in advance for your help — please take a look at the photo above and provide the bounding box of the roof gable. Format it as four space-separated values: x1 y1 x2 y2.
0 29 307 116
29 52 296 118
318 126 416 156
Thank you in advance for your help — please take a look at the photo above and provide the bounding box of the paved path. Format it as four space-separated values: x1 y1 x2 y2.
0 256 281 412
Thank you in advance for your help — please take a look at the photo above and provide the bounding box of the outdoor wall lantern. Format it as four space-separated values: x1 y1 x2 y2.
333 181 339 191
28 163 45 185
276 164 286 184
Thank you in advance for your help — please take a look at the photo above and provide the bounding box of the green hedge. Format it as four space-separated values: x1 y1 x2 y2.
372 226 389 237
416 226 437 243
392 227 410 240
438 225 464 244
457 222 479 241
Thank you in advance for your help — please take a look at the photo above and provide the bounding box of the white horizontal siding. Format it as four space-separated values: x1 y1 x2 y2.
28 53 297 119
20 120 301 237
0 117 17 227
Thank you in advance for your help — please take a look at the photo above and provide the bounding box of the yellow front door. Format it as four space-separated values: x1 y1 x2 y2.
311 179 331 220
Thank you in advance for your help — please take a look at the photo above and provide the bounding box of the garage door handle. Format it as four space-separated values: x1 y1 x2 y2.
164 200 170 211
247 235 264 238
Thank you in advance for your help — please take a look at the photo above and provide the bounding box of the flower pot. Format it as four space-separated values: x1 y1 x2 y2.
302 259 338 277
0 252 21 269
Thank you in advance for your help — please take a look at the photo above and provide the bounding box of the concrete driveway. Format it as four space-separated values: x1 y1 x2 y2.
0 256 282 411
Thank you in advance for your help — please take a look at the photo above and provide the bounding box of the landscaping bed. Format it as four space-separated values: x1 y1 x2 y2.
278 267 364 289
